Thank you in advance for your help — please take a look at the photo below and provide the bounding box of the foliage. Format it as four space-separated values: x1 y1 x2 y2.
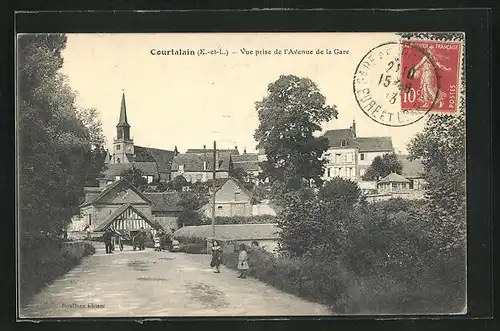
119 165 148 192
361 153 403 181
176 191 208 227
18 34 99 238
214 215 277 225
407 106 466 251
222 198 465 314
254 75 338 190
171 175 189 191
318 177 361 208
20 238 95 305
177 243 208 254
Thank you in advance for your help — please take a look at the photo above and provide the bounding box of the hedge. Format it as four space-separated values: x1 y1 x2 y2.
214 215 277 225
19 237 95 305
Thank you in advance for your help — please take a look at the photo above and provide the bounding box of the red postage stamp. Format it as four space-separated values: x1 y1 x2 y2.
400 40 463 114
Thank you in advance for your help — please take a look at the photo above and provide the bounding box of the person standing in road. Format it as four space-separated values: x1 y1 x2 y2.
210 240 222 273
237 244 249 278
103 228 113 254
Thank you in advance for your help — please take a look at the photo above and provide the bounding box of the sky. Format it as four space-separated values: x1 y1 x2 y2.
60 33 427 154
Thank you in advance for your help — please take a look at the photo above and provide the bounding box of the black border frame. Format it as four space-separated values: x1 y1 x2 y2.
3 7 494 330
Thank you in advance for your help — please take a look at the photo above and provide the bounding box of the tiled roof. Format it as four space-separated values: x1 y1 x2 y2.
171 152 232 172
80 178 152 207
323 129 358 148
134 146 175 173
397 155 424 178
103 162 158 179
186 148 239 155
378 172 411 184
357 137 394 152
174 223 279 241
232 154 258 162
144 192 183 212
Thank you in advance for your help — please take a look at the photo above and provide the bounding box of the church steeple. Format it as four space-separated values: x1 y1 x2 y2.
116 91 131 140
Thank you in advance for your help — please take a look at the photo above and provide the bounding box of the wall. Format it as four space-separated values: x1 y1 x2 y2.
171 171 229 183
60 241 95 260
323 147 358 181
94 204 152 230
252 203 277 216
220 239 279 255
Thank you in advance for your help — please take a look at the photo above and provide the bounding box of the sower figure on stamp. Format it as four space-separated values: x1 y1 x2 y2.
237 244 249 278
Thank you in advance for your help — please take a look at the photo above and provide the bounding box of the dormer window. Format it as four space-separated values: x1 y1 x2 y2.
341 139 347 147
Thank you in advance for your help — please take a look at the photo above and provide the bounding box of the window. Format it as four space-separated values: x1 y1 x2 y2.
179 164 184 171
217 206 223 210
335 154 341 163
88 214 92 226
392 183 398 190
409 180 414 189
327 168 331 177
144 175 153 183
117 158 121 163
341 139 347 147
116 145 121 150
360 169 365 177
235 192 241 200
360 153 365 161
115 175 121 181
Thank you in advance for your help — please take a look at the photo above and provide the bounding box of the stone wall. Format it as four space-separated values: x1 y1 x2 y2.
59 241 95 260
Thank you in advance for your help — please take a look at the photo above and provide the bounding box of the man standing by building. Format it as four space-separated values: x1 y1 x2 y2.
103 228 113 254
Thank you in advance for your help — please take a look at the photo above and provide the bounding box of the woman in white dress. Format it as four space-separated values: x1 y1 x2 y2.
237 244 249 279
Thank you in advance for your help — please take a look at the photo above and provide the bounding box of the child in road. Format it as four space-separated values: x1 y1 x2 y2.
210 240 222 273
154 234 161 251
237 244 249 278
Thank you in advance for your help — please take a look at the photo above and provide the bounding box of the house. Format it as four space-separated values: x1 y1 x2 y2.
144 191 183 232
397 154 427 190
75 179 158 234
104 92 175 182
170 148 233 183
363 172 425 202
200 177 254 217
322 120 394 182
173 223 280 254
231 151 260 183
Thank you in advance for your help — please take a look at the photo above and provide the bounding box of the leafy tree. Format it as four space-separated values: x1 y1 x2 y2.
176 191 207 227
254 75 338 190
229 166 247 182
171 175 189 192
362 153 403 181
18 34 97 238
407 108 466 250
318 177 361 208
119 166 148 191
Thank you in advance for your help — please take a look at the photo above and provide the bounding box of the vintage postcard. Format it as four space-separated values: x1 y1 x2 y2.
17 32 466 318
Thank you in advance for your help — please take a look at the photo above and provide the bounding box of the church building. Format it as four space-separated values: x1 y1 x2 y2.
103 92 176 184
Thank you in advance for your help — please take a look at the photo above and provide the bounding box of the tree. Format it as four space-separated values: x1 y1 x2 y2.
18 34 97 238
171 175 189 191
318 177 361 209
362 153 403 181
407 108 466 250
254 75 338 190
119 166 148 191
176 191 207 227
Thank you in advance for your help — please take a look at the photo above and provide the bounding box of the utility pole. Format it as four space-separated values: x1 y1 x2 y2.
211 140 216 238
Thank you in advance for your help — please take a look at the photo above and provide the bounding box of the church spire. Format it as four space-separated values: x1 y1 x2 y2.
117 90 130 127
116 91 131 141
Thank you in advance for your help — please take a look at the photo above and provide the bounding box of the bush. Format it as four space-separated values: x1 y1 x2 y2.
19 237 96 305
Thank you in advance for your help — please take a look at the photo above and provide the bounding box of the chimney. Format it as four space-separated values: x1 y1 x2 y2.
203 145 206 150
243 147 247 154
174 146 179 156
352 119 356 137
235 146 238 152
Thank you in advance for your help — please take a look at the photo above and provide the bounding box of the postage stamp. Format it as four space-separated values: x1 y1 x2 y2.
353 39 464 127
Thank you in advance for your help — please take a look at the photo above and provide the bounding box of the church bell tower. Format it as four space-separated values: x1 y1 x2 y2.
113 91 134 163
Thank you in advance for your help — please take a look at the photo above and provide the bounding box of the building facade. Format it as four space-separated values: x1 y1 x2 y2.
321 120 394 182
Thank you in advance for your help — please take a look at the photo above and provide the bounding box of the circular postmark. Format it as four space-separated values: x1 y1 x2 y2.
353 41 441 127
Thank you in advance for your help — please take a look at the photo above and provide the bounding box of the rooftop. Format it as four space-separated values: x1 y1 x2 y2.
378 172 411 184
144 192 183 212
357 137 394 152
